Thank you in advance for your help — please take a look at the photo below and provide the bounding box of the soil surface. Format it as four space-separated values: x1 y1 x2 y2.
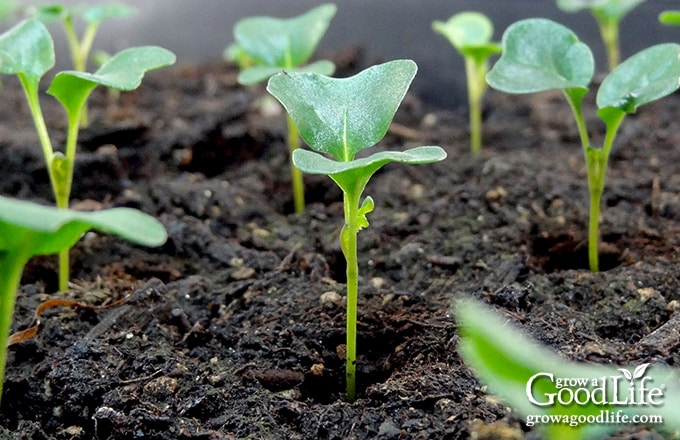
1 55 680 439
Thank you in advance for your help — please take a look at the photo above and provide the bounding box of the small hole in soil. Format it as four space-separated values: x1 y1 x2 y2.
529 232 622 272
298 317 408 403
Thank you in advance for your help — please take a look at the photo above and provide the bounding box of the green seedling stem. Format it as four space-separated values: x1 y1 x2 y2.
556 0 645 71
0 18 175 290
487 18 680 272
457 298 680 439
659 10 680 26
0 195 167 403
33 3 137 126
267 59 446 400
232 4 337 213
433 12 501 154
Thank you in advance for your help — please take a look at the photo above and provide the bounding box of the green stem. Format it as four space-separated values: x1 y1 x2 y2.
595 15 620 71
17 76 55 188
465 57 486 155
0 250 30 403
340 190 359 402
583 110 625 272
287 114 305 213
55 114 81 291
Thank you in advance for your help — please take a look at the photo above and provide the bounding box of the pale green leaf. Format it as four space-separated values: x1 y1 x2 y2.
238 59 335 86
432 12 498 52
596 43 680 113
486 18 593 94
47 46 176 121
82 3 136 24
0 18 54 81
267 60 417 161
0 195 166 257
458 298 680 439
557 0 643 19
234 3 336 68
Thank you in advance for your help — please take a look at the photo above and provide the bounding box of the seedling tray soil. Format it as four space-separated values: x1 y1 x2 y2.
1 59 679 439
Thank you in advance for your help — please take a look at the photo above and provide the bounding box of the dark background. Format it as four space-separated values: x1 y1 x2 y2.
7 1 680 108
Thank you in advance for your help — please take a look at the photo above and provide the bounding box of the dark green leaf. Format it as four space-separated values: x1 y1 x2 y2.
234 3 336 68
486 18 593 94
596 43 680 113
267 60 417 161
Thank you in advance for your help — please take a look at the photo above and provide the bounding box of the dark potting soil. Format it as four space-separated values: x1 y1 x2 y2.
1 58 680 439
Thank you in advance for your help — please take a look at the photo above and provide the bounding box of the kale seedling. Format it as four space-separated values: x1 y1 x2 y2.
32 2 137 125
267 60 447 401
433 11 501 154
0 194 167 403
457 298 680 439
486 18 680 272
556 0 644 71
232 3 337 214
0 18 175 290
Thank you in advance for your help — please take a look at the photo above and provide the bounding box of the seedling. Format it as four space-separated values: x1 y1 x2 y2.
432 12 501 154
457 298 680 439
556 0 645 71
0 18 176 290
267 60 447 401
486 18 680 272
659 10 680 26
232 3 337 214
32 3 137 125
0 194 167 403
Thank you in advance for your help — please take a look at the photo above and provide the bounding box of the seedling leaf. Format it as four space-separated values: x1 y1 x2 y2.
596 43 680 113
0 18 54 81
48 46 176 120
82 3 136 24
432 12 501 62
486 18 593 94
556 0 643 17
267 60 418 161
457 298 680 439
0 195 167 256
238 59 335 86
234 3 336 68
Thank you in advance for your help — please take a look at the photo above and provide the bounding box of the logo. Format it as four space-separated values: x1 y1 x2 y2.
526 363 665 407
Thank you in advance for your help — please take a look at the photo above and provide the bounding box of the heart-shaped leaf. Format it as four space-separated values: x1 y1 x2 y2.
267 60 418 161
48 46 176 121
234 3 336 69
486 18 594 94
0 195 166 257
596 43 680 113
237 59 335 86
432 12 501 61
0 18 54 82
